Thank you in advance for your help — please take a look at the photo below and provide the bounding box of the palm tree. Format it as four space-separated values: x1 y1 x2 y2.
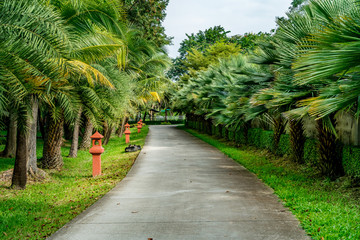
289 0 358 177
0 0 71 188
293 0 360 118
39 0 128 166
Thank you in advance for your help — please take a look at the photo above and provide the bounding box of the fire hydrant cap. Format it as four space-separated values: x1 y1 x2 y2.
91 131 104 140
125 123 130 127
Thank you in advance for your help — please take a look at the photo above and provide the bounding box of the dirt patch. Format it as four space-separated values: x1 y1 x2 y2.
0 169 13 182
0 168 48 184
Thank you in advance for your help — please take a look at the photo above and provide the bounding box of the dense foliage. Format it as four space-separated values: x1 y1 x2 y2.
0 0 171 188
172 0 360 180
124 0 172 47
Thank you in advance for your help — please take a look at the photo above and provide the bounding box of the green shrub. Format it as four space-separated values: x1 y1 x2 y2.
304 138 318 165
342 145 360 178
222 127 227 139
278 134 291 156
190 120 360 179
260 130 274 150
211 125 216 136
248 128 262 148
215 125 221 138
235 130 246 144
228 130 235 141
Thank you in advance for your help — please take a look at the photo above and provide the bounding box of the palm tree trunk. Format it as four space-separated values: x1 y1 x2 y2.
27 96 40 175
103 127 113 145
103 122 113 145
243 121 251 144
115 120 122 136
143 111 147 121
41 116 64 170
118 116 128 138
316 118 343 179
11 126 28 189
272 115 286 154
102 120 109 140
79 117 93 150
150 109 154 121
289 119 305 163
1 112 17 158
39 112 47 142
68 106 82 158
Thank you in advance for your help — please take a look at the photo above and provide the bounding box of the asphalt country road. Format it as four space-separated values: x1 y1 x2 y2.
48 125 309 240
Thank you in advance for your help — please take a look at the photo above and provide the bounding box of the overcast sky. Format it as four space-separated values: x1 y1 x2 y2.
163 0 293 58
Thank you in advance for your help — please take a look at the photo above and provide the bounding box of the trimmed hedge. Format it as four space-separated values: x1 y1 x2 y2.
215 125 221 138
278 134 291 156
261 131 274 151
248 128 274 151
222 127 227 139
187 119 360 179
248 128 262 147
342 146 360 179
235 130 247 144
228 130 235 141
303 138 318 165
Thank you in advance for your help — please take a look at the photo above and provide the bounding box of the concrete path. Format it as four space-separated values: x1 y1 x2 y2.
49 125 309 240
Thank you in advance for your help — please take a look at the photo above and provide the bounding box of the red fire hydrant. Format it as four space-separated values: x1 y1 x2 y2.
137 120 143 133
124 123 131 143
89 131 104 177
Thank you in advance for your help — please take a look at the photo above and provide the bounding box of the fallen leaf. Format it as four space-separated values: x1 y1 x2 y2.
318 227 321 232
131 211 138 214
3 232 7 236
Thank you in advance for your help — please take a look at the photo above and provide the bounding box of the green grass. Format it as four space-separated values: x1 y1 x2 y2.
182 126 360 240
0 126 148 239
0 158 14 172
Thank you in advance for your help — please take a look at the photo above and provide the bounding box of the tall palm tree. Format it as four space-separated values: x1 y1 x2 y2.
0 0 70 188
289 0 357 177
39 0 128 168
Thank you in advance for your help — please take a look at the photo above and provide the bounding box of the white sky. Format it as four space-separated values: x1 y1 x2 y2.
163 0 293 58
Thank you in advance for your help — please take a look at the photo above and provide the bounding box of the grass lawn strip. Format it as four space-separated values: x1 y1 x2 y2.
182 127 360 240
0 126 148 239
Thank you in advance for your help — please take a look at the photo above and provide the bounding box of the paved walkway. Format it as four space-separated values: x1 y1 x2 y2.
49 125 309 240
